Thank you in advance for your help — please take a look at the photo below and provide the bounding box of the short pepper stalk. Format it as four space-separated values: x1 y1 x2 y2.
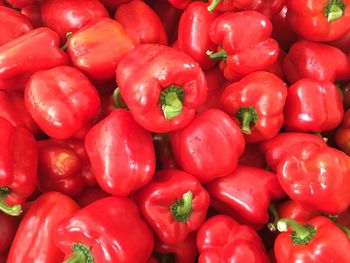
133 169 210 244
0 117 38 216
55 196 154 263
197 215 270 262
116 44 207 133
207 11 279 81
286 0 350 42
0 27 69 91
220 71 287 143
275 216 350 262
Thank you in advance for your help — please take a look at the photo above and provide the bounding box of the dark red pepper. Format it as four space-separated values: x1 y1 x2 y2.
74 186 109 208
0 212 19 254
238 143 266 168
20 3 43 28
336 108 350 155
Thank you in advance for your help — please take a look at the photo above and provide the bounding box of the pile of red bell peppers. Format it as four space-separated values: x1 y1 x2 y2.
1 0 350 262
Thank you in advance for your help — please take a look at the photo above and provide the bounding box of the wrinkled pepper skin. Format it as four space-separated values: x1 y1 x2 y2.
0 212 19 254
67 18 135 81
55 197 154 263
208 11 279 81
0 27 69 91
336 108 350 155
286 0 350 42
177 2 219 70
85 109 156 197
114 0 168 45
197 215 270 263
275 216 350 262
134 169 210 244
206 165 285 229
25 66 101 139
283 40 350 84
170 109 245 183
220 71 287 143
259 132 326 171
0 117 38 216
6 192 79 263
0 6 33 46
116 44 207 133
283 79 343 132
277 141 350 214
41 0 109 44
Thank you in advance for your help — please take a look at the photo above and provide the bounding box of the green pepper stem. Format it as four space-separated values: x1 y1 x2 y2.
160 85 184 120
267 203 280 232
60 32 73 51
170 191 193 222
236 106 259 134
277 218 316 245
207 0 221 12
112 88 128 110
206 49 227 61
325 0 345 22
64 243 94 263
0 197 21 216
64 250 86 263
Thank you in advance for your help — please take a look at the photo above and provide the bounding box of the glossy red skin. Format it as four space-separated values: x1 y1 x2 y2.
284 79 343 132
207 0 256 12
68 18 135 81
206 165 285 230
253 0 284 19
265 49 286 80
178 2 219 70
170 109 245 183
41 0 109 44
153 134 178 170
209 11 279 81
0 6 32 46
286 0 350 42
168 0 192 9
197 215 270 263
116 44 207 133
277 200 322 223
75 186 109 207
6 0 42 8
238 143 266 168
275 216 350 262
134 169 210 244
25 66 101 139
277 142 350 214
85 109 156 197
220 71 287 143
6 192 79 263
20 3 43 28
271 6 298 52
283 40 350 84
37 141 85 197
154 232 197 263
0 212 19 254
336 109 350 154
55 197 154 263
259 132 326 172
114 0 167 45
0 117 38 207
0 27 69 91
0 91 42 138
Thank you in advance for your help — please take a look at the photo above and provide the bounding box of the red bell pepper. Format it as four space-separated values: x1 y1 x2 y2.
206 165 285 229
153 133 177 170
238 143 266 168
329 30 350 53
167 0 192 9
220 71 287 143
98 0 131 12
41 0 109 44
177 2 219 70
0 117 38 216
25 66 101 139
286 0 350 42
170 109 245 183
253 0 284 19
134 169 210 244
154 232 197 263
277 199 322 224
116 44 207 133
0 90 42 138
336 108 350 154
114 0 168 45
284 79 343 132
0 6 32 46
275 216 350 262
0 27 69 91
6 0 42 8
20 3 43 28
208 11 279 81
75 186 109 207
197 215 270 263
283 40 350 84
85 109 156 196
0 212 19 254
277 141 350 214
207 0 255 12
55 196 154 263
259 132 326 172
6 192 79 263
67 17 135 81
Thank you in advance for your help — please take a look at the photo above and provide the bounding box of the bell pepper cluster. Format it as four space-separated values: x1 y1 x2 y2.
1 0 350 262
